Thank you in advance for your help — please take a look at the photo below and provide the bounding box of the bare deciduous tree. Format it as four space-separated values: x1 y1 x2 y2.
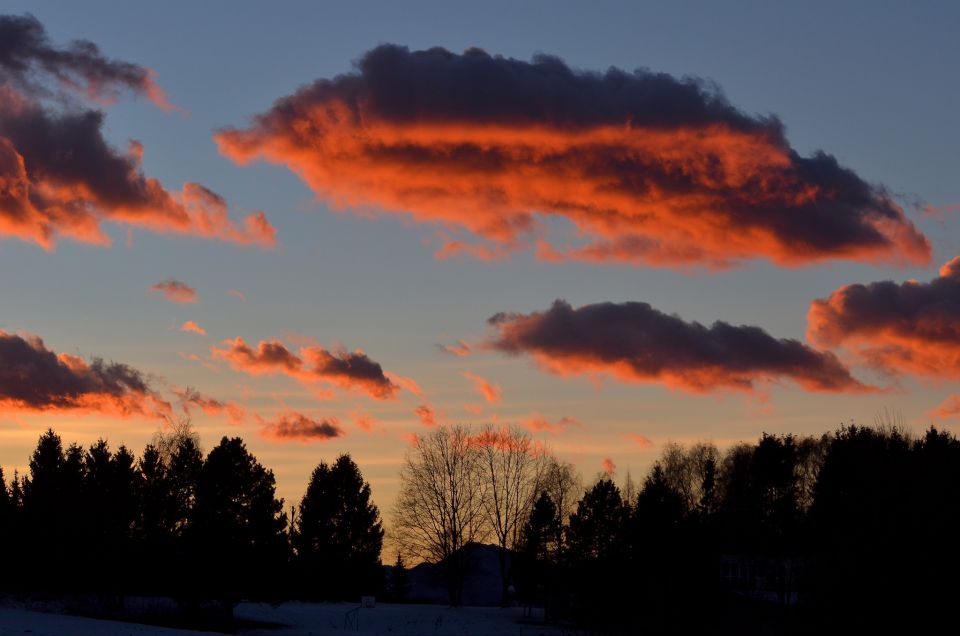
660 441 720 514
543 457 581 555
475 424 548 605
393 424 488 605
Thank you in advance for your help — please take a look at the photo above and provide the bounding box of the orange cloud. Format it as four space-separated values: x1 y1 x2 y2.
463 403 484 415
523 412 580 433
930 395 960 420
228 289 247 301
462 371 502 403
414 404 437 427
386 372 423 397
216 44 928 270
174 387 245 424
808 257 960 379
179 320 206 336
0 90 276 249
178 351 218 372
488 299 872 394
0 330 170 419
211 336 407 400
0 16 274 250
259 411 343 443
602 457 616 477
437 340 472 357
624 432 654 449
929 395 960 420
150 279 197 304
350 410 381 433
923 203 960 218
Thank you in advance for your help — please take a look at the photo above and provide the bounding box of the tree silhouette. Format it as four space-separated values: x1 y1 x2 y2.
394 425 489 606
189 436 288 603
566 477 626 560
22 429 75 590
82 441 140 592
136 442 174 593
294 454 383 600
160 421 203 536
0 466 8 569
475 424 548 606
542 458 580 558
515 491 559 612
565 477 628 628
809 425 914 631
388 553 411 603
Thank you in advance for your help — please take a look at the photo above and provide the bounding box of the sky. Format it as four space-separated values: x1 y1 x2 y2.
1 0 959 518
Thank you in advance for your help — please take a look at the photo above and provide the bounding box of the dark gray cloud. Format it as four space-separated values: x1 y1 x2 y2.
488 299 870 393
0 13 170 107
0 330 169 416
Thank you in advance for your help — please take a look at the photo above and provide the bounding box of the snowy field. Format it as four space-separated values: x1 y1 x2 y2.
0 602 567 636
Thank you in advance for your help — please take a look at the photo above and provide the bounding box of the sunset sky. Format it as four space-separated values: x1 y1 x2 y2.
1 1 959 514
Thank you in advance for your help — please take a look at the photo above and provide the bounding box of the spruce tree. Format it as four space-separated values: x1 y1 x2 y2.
295 454 384 600
190 437 288 602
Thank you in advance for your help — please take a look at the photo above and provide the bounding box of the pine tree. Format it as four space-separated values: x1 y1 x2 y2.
566 478 627 560
565 478 629 628
23 429 69 590
0 466 8 566
190 437 288 602
515 491 559 609
136 443 173 594
295 454 384 600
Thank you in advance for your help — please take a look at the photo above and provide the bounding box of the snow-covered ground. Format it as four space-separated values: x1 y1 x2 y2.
0 606 214 636
0 602 564 636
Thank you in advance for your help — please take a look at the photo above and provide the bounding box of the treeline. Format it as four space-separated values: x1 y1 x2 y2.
511 425 960 634
0 423 385 606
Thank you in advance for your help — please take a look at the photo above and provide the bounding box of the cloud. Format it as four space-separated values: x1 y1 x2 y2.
929 395 960 420
228 289 246 301
463 403 484 415
259 411 343 443
174 386 245 424
923 203 960 218
150 279 197 304
179 320 206 336
488 299 871 394
386 372 423 397
0 330 170 418
0 13 174 109
211 336 405 400
462 371 502 403
351 410 379 433
624 432 654 449
436 340 472 357
216 44 929 270
602 457 616 477
0 15 275 249
178 351 218 372
523 412 579 433
414 404 437 427
808 257 960 379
